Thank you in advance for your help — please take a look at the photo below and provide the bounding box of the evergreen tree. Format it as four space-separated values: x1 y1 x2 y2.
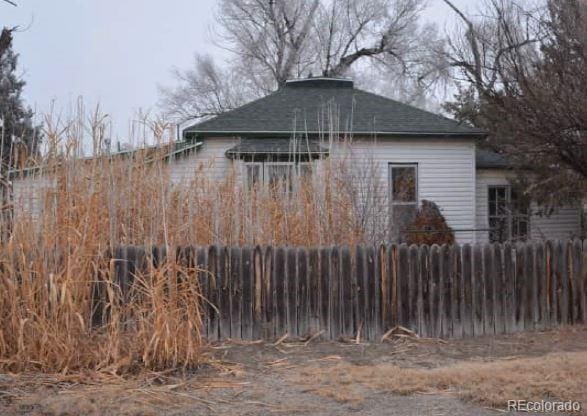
0 27 41 171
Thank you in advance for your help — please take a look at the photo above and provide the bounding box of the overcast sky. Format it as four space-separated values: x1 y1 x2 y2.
2 0 482 140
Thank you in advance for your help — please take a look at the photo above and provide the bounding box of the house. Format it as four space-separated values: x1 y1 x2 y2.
9 77 584 243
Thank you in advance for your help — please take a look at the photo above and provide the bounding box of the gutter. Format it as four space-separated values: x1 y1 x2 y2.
184 130 488 139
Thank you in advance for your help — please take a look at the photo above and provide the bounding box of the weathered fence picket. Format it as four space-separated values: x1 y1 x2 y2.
97 240 586 342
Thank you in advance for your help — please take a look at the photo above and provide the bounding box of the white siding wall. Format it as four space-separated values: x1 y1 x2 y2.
475 169 582 243
169 137 237 183
530 207 582 240
10 174 56 220
330 138 477 243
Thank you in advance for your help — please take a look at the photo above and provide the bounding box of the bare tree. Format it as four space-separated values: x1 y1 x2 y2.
158 55 263 122
217 0 320 87
442 0 587 207
441 0 544 98
313 0 427 77
160 0 443 120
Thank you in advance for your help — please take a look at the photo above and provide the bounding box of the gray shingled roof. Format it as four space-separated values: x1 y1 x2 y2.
476 149 511 169
184 78 486 138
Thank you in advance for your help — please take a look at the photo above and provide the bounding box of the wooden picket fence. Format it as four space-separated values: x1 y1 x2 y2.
105 240 586 341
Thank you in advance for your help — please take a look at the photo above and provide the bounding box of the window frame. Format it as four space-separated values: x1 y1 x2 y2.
243 160 312 190
244 162 263 190
388 163 419 241
487 185 530 242
389 163 419 206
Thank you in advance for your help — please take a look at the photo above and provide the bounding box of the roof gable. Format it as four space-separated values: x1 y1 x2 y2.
184 78 485 138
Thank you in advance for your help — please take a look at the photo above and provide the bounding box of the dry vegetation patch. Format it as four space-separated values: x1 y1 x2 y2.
0 110 375 376
290 351 587 408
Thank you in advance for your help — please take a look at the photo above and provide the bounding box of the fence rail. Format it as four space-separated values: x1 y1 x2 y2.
104 240 586 341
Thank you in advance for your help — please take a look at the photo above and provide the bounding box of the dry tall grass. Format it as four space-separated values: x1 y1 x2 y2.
0 108 382 374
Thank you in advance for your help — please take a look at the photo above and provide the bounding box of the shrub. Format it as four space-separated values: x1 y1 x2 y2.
405 200 455 245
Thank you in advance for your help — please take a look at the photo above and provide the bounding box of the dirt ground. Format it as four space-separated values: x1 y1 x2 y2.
1 326 586 415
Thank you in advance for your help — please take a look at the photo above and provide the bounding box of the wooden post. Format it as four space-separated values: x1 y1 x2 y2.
503 243 515 333
430 245 441 338
514 243 525 332
252 246 263 339
524 243 536 330
534 242 548 329
297 248 309 338
482 244 494 336
379 245 389 333
461 244 473 337
492 243 506 334
371 245 384 340
367 245 378 340
330 246 341 340
195 247 209 339
320 247 331 340
308 247 321 334
286 248 298 337
397 244 410 329
408 245 419 334
472 244 484 336
263 246 274 340
418 245 430 338
341 246 354 338
351 245 361 337
274 247 287 339
439 244 450 338
217 247 230 340
207 246 219 341
389 245 399 328
229 247 243 339
559 241 570 325
355 245 367 341
241 246 254 340
572 240 586 324
218 247 231 340
448 244 461 338
556 241 569 325
546 241 556 326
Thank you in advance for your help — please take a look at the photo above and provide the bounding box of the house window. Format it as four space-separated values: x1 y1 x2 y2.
488 185 529 242
245 163 262 188
389 164 418 241
266 162 294 193
244 161 310 191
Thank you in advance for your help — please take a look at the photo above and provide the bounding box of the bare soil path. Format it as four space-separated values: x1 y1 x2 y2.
1 326 586 415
